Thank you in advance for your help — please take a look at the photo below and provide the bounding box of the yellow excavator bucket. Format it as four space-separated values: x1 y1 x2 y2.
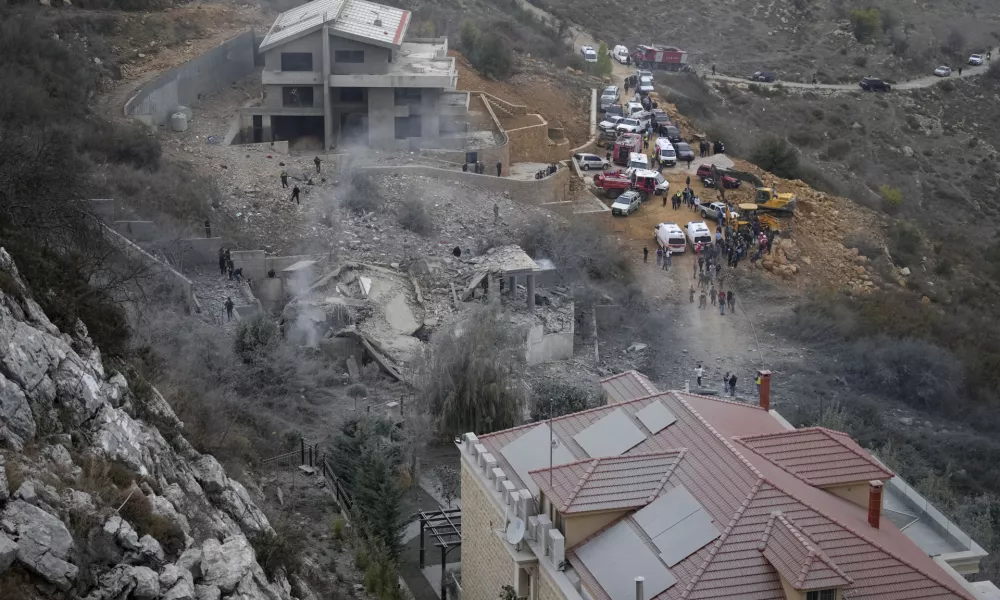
754 187 797 213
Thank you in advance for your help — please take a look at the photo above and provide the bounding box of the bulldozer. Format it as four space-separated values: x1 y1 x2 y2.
754 187 797 214
735 203 780 233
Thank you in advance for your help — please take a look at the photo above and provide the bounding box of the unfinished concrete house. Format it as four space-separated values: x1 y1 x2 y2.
242 0 468 149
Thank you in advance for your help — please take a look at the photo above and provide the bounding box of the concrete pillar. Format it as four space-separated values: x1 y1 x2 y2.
321 25 332 150
507 276 516 298
526 274 535 311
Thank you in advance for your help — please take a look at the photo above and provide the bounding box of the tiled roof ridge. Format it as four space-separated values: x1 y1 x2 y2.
599 370 658 391
673 393 767 481
681 478 766 599
478 393 666 441
734 427 895 481
760 473 975 600
759 512 854 589
680 390 769 411
526 450 683 476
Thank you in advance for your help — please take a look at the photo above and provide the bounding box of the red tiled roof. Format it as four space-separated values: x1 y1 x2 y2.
734 428 894 487
475 391 975 600
530 452 682 514
758 512 853 590
600 370 658 404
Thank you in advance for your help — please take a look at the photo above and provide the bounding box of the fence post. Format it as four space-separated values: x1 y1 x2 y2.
300 438 305 465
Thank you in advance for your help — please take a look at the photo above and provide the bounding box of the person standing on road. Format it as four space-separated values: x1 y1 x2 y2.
493 203 500 224
719 289 726 314
314 156 322 174
729 373 738 397
644 246 649 263
664 248 672 269
695 364 705 386
224 297 234 322
204 219 211 238
686 155 693 169
699 289 707 308
656 246 662 266
709 284 717 305
755 372 762 396
712 64 716 76
291 185 300 205
280 170 288 188
689 285 695 303
218 248 226 276
663 193 667 208
496 160 503 177
727 290 735 311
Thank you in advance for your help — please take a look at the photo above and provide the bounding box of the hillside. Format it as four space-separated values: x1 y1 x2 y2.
536 0 1000 81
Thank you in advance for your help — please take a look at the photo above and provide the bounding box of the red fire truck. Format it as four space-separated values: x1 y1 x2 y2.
631 45 689 71
612 133 643 166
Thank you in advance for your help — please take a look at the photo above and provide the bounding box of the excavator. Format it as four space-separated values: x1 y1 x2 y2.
754 187 797 214
735 203 780 234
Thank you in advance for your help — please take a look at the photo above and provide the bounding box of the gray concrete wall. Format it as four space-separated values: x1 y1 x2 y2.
178 237 224 266
525 321 574 365
112 221 158 242
231 250 267 280
359 164 570 205
126 30 256 126
263 34 323 73
328 35 389 75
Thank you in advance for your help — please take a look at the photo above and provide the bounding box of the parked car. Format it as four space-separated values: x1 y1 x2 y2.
859 77 891 92
934 66 952 77
574 153 610 171
638 76 655 93
748 71 776 82
700 201 739 222
580 45 597 63
674 141 695 162
611 190 642 216
662 125 681 143
612 45 630 64
636 69 653 81
627 152 650 171
599 115 626 132
969 54 985 66
600 94 619 110
604 104 624 120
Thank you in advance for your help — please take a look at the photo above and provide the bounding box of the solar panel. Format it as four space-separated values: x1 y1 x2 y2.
500 424 575 495
576 521 676 599
633 485 720 567
573 408 646 458
635 401 677 434
634 485 700 538
654 509 719 566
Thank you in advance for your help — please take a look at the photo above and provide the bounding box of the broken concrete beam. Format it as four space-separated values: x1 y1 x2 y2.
461 271 490 301
334 329 404 382
346 356 360 383
359 276 372 298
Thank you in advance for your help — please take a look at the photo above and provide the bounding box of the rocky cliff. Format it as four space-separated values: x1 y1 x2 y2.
0 246 300 600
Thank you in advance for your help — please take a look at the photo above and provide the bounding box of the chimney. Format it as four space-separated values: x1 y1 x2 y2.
635 577 645 600
868 480 883 528
757 370 772 411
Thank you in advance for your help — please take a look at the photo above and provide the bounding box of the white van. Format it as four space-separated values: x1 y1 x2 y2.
628 152 650 171
655 138 676 167
580 45 598 63
685 221 713 248
654 223 686 253
626 101 645 117
612 45 630 64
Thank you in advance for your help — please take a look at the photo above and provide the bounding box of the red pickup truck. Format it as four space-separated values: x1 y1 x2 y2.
594 169 668 199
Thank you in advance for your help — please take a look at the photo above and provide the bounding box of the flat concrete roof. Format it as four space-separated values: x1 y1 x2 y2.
475 246 539 275
390 42 455 77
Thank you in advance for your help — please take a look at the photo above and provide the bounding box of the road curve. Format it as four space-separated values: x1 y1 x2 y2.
704 47 1000 92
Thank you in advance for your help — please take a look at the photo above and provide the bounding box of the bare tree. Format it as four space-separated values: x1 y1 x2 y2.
435 465 460 508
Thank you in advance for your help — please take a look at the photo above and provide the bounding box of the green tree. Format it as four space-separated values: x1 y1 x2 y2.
459 21 478 55
329 416 406 492
878 184 903 209
234 313 279 361
353 442 406 558
420 304 527 436
750 136 800 179
849 8 881 43
595 42 612 77
473 33 514 79
531 382 600 421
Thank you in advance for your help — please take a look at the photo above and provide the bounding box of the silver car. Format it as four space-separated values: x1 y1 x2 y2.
574 153 610 171
934 66 952 77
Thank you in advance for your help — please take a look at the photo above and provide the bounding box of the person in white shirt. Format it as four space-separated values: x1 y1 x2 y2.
695 364 705 386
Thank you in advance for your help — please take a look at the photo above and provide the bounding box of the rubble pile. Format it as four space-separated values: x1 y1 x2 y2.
0 247 309 600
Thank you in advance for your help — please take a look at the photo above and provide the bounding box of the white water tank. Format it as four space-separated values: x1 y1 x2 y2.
169 112 188 132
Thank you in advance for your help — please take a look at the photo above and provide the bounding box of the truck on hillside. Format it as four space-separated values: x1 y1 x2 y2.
593 169 668 200
631 45 690 71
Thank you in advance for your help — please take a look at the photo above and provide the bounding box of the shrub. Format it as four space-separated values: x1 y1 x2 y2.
333 518 345 540
750 136 800 179
79 121 161 170
878 184 903 208
250 521 302 578
234 314 279 361
114 487 186 556
842 336 964 410
595 42 612 77
419 304 527 436
397 199 434 235
530 381 600 421
940 80 956 93
849 8 881 43
988 60 1000 81
459 21 478 54
472 33 514 79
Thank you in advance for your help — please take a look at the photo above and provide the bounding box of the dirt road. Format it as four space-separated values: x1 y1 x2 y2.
704 47 1000 91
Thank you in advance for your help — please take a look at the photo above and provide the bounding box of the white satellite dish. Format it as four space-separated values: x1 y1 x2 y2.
505 517 526 545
